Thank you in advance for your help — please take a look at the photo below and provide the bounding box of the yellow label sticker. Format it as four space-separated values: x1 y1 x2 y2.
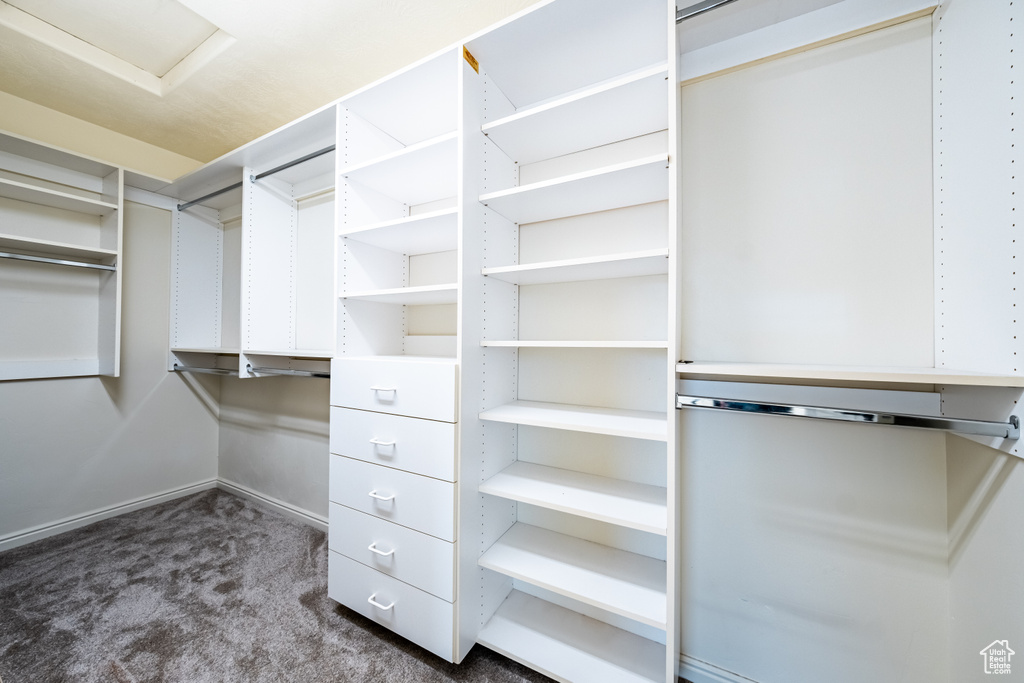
463 46 479 74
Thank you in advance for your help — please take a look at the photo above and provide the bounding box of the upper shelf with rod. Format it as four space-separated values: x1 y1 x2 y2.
147 104 338 212
676 394 1021 441
676 362 1024 389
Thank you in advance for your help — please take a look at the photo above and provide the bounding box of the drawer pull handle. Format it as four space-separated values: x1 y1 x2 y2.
367 593 394 611
369 438 396 447
370 386 397 393
367 542 395 557
368 490 395 502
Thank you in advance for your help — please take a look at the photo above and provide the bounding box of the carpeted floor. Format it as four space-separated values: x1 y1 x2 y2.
0 489 553 683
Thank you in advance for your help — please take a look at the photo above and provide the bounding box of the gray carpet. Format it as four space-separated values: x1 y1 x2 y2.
0 489 553 683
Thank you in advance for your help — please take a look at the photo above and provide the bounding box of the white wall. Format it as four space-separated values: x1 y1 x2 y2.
947 436 1024 682
0 200 220 549
679 406 949 683
217 376 330 523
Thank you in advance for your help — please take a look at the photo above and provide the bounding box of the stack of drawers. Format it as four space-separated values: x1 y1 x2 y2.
327 356 459 660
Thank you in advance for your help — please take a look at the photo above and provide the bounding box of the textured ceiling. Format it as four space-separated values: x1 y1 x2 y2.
0 0 542 164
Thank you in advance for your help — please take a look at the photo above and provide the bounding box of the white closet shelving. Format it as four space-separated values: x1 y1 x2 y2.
479 154 669 226
479 461 667 534
335 46 461 361
0 131 124 380
329 45 466 663
461 1 680 681
162 105 337 378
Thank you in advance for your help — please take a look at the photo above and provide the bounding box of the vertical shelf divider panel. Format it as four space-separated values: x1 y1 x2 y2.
664 1 682 679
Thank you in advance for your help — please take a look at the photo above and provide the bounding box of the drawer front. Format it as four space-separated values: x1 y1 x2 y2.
330 406 456 481
330 357 457 422
329 503 455 602
330 455 455 542
328 550 454 661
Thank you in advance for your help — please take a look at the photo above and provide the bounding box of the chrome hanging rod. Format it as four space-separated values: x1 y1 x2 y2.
676 0 741 23
176 181 243 212
176 144 336 212
0 250 116 272
172 363 235 376
676 394 1021 440
250 145 336 183
247 363 330 379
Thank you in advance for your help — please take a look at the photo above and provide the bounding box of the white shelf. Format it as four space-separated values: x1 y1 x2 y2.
244 349 333 359
482 63 669 164
339 283 458 305
463 0 667 110
480 461 667 535
0 177 116 216
172 347 240 355
482 340 669 349
483 249 669 285
341 207 458 254
0 233 116 262
480 154 669 225
478 590 665 683
479 523 667 629
479 400 667 441
341 354 457 364
676 361 1024 388
338 131 457 206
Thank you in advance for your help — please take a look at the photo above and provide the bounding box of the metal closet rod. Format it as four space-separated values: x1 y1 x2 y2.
172 363 235 376
675 395 1021 440
247 363 330 379
677 0 741 23
0 250 116 272
176 144 336 212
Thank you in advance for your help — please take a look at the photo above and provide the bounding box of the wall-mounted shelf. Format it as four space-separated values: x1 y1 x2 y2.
483 249 669 285
244 349 332 360
0 132 123 380
340 283 458 305
479 154 669 225
482 340 669 349
478 590 665 683
340 208 458 254
482 62 669 164
339 132 458 206
171 347 240 355
0 233 117 263
479 523 667 629
676 362 1024 388
480 400 668 441
480 461 667 534
0 177 117 216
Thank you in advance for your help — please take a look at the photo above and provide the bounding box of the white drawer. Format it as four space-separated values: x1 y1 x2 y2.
329 503 455 602
328 550 454 661
330 406 456 481
330 357 457 422
330 455 455 542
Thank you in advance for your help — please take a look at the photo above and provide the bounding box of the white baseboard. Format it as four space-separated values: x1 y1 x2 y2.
0 478 219 552
216 478 328 532
680 654 760 683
